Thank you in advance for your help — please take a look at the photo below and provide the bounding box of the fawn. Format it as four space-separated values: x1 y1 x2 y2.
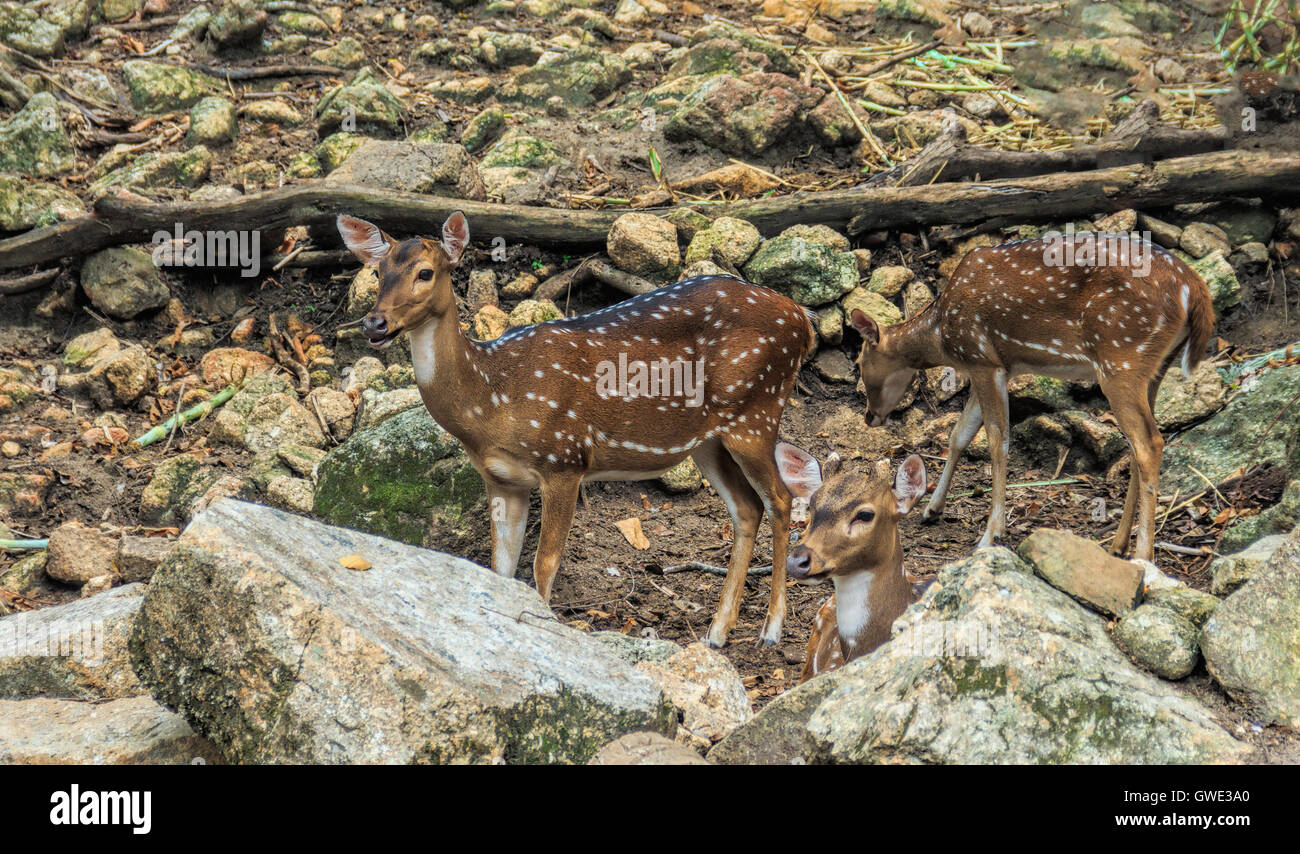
775 443 927 682
850 233 1215 561
337 212 816 648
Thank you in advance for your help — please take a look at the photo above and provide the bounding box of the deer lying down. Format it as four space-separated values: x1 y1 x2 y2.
337 212 816 649
851 234 1215 561
775 443 927 683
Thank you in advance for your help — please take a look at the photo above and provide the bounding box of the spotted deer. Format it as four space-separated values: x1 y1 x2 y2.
775 443 927 682
850 233 1215 561
337 212 816 648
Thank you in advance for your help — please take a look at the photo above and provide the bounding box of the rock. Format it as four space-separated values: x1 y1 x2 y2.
131 499 673 763
508 299 562 327
468 26 542 67
814 349 856 384
314 407 482 548
466 269 498 313
45 521 117 585
355 387 422 432
1016 529 1143 617
1154 57 1186 84
1185 250 1241 312
723 548 1244 764
276 10 329 35
473 305 510 340
239 99 303 126
210 373 324 454
187 96 238 146
1112 604 1200 680
607 213 680 281
840 287 903 326
477 132 564 204
664 72 822 156
116 536 171 583
815 305 844 346
866 266 914 298
306 387 355 440
688 21 796 74
1143 586 1219 628
206 0 266 48
708 665 841 764
1202 524 1300 726
460 106 505 152
1094 208 1138 233
960 10 993 36
324 140 486 200
1161 364 1300 494
0 93 75 178
315 132 367 172
316 75 405 136
902 280 934 318
1008 375 1075 413
312 36 367 69
1179 222 1232 259
266 475 314 514
683 216 761 268
0 174 83 229
0 551 56 599
199 347 275 387
744 237 857 306
88 147 213 197
122 61 219 113
657 458 702 493
589 731 711 765
1221 479 1300 555
0 585 144 699
0 696 223 764
79 248 169 320
1209 533 1287 596
1154 359 1226 429
62 327 120 369
778 224 850 252
0 472 53 517
500 49 631 106
140 453 252 527
634 642 750 751
0 3 67 56
1138 212 1182 247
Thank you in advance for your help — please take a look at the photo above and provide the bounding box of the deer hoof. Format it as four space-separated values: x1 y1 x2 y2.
757 621 782 647
703 624 729 649
921 505 943 524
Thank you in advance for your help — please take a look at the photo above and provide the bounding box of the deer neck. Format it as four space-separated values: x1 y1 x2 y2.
882 303 943 369
832 535 914 662
408 311 488 437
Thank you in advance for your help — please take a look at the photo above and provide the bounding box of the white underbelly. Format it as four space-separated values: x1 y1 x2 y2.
582 468 675 483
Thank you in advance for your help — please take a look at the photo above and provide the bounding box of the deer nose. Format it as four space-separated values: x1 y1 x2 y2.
787 547 813 579
363 313 388 338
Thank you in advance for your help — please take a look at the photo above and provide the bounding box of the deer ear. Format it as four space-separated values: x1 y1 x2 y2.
893 454 927 514
442 211 470 264
850 309 879 347
337 215 392 267
775 442 823 499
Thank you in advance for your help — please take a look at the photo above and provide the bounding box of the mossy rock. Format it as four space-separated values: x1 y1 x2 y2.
0 93 75 178
122 61 220 113
0 174 84 229
743 237 857 307
313 407 483 548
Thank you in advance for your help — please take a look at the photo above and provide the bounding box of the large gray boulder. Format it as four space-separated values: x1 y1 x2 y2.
130 500 673 764
0 696 222 764
712 548 1246 764
325 140 487 199
1202 524 1300 727
0 584 145 700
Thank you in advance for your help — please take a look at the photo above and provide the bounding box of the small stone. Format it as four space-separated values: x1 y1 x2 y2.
508 299 563 328
1143 586 1220 628
1154 58 1186 84
607 213 680 281
814 350 856 384
1179 222 1231 259
867 265 914 297
80 248 170 320
62 327 121 369
187 96 238 146
840 287 902 327
658 458 702 494
961 11 993 37
45 521 117 585
467 269 499 312
473 305 510 340
200 347 275 387
1112 604 1200 680
684 216 761 268
1017 528 1143 617
1209 534 1287 596
116 535 172 583
1 441 18 458
266 475 315 514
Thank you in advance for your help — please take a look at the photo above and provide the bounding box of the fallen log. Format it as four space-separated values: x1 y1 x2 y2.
1 149 1298 271
866 101 1228 187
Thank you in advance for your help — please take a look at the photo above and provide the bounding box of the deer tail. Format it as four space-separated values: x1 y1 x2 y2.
1181 279 1216 380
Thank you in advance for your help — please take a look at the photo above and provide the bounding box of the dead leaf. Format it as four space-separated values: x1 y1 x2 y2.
615 517 650 550
339 554 372 571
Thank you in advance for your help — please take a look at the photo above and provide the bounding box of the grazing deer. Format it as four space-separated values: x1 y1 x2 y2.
850 233 1215 561
337 212 816 648
775 443 927 682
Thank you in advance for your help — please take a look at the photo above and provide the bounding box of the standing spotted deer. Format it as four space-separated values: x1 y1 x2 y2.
851 233 1215 561
338 212 816 648
774 443 927 682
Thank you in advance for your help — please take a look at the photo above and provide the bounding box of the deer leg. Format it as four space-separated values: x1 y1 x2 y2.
485 482 531 579
725 439 794 647
970 370 1010 549
924 393 983 522
693 440 764 649
1103 376 1165 562
1112 370 1167 557
531 472 582 602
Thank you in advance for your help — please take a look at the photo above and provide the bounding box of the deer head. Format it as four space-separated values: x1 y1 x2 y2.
850 309 918 427
776 442 926 582
337 212 470 349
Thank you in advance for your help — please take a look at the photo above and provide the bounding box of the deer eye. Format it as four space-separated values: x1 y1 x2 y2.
417 269 434 281
852 508 876 525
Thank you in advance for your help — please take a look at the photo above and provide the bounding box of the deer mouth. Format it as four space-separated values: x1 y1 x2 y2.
367 329 400 349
